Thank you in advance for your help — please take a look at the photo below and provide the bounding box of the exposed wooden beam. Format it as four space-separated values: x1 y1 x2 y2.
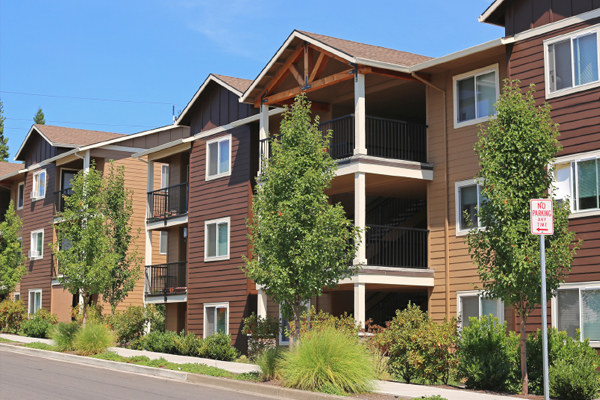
307 44 351 66
289 64 304 86
361 66 430 83
306 46 313 84
309 52 328 83
254 45 305 108
263 69 354 106
273 98 331 112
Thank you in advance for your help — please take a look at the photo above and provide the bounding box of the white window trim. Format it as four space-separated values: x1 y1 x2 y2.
13 292 20 301
551 281 600 348
203 302 229 337
159 231 168 255
455 179 485 237
29 229 44 260
160 164 169 189
205 134 232 181
17 182 24 210
544 24 600 100
28 289 42 315
453 64 500 129
204 217 230 262
31 169 47 201
457 290 505 329
59 168 79 191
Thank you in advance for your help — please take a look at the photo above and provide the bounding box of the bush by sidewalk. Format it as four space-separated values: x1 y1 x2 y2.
0 299 26 334
20 308 58 338
50 321 81 351
73 323 115 356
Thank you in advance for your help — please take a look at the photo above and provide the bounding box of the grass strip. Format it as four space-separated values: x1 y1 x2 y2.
0 337 15 343
22 342 58 351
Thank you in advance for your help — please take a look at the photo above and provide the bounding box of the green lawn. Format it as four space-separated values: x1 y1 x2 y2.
0 337 15 343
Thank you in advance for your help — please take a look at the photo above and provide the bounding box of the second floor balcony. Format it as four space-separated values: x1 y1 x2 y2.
54 187 73 214
147 182 188 223
144 261 187 296
365 225 428 269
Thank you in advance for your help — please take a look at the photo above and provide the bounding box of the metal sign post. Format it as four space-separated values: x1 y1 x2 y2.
531 199 553 400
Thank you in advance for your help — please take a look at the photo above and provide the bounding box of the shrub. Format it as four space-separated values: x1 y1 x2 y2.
242 312 279 358
173 331 202 357
73 323 114 355
373 303 458 385
527 328 600 396
256 347 286 381
20 308 59 338
550 356 600 400
50 321 81 351
0 299 26 333
288 307 361 341
146 304 165 333
70 303 104 325
281 327 376 394
109 305 146 345
456 315 520 393
139 330 178 354
199 332 240 361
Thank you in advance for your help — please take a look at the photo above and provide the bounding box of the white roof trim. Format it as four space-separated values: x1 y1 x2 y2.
355 58 411 73
175 74 245 126
409 38 506 72
0 168 27 181
78 124 185 151
478 0 505 24
13 125 54 161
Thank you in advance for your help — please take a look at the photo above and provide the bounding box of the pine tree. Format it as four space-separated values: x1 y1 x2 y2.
33 107 45 125
0 102 10 161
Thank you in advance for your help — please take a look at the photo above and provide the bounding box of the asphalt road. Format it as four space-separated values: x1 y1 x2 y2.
0 350 270 400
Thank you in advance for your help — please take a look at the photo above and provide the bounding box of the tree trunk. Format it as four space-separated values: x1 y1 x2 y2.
82 291 88 328
520 317 528 395
294 305 301 348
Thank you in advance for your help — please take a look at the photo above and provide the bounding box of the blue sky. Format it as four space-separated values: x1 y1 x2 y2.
0 0 502 160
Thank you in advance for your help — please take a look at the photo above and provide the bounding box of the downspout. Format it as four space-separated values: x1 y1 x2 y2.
411 73 451 318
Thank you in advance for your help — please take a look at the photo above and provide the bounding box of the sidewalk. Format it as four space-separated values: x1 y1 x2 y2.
0 333 524 400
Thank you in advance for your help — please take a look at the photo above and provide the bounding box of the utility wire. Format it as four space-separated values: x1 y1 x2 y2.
0 90 184 106
5 117 155 129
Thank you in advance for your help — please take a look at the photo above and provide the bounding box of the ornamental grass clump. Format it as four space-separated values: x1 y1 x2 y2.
281 327 376 394
256 347 286 381
50 321 81 351
73 323 114 355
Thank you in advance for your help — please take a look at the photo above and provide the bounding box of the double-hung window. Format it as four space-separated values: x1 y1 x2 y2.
456 180 486 235
204 302 228 336
161 164 169 189
555 285 600 345
205 217 229 261
31 170 46 200
17 182 24 209
29 229 43 260
453 65 499 128
546 28 600 97
14 292 20 301
554 154 600 215
458 292 504 329
206 135 231 180
28 289 42 314
159 231 168 255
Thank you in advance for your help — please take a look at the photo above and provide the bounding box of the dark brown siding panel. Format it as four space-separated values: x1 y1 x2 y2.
533 1 551 27
552 0 572 20
572 0 594 16
25 133 55 167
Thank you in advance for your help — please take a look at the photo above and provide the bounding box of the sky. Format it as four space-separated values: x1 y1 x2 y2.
0 0 503 161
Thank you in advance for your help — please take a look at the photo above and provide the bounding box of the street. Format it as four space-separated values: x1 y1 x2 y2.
0 350 270 400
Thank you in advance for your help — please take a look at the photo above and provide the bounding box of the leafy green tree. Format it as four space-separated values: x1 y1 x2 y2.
101 161 142 315
53 162 118 325
33 107 45 125
0 201 27 296
242 94 362 347
0 101 10 161
466 81 580 395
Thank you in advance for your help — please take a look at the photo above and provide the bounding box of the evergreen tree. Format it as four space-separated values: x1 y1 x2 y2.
0 102 10 161
33 107 45 125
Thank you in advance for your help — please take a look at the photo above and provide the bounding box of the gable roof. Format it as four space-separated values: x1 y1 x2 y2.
175 73 252 126
478 0 507 26
0 162 24 178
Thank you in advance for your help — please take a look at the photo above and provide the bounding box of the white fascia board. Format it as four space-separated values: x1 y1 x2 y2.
13 125 55 162
176 75 244 126
26 148 80 171
239 30 355 104
132 139 187 159
78 125 183 151
409 38 506 72
0 168 27 182
510 8 600 43
478 0 505 24
355 58 411 73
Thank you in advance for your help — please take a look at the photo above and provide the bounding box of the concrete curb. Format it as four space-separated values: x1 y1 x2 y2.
0 343 346 400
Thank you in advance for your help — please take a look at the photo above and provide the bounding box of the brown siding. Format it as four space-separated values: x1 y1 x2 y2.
187 124 252 350
117 126 190 149
24 133 57 167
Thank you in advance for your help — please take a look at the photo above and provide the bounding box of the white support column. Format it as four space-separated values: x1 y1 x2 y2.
257 289 268 319
259 104 270 172
145 160 154 295
354 73 367 155
83 150 91 173
354 283 366 328
354 172 367 265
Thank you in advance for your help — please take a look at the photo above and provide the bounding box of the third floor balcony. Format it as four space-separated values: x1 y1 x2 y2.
147 182 188 225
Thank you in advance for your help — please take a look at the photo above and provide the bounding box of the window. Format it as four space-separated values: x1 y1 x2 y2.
31 169 46 200
453 65 499 128
161 164 169 189
546 28 599 97
17 182 24 210
458 292 504 329
455 180 486 235
204 302 228 336
14 292 20 301
206 135 231 180
554 155 600 214
205 217 229 261
29 229 43 259
28 289 42 314
555 286 600 344
159 231 168 255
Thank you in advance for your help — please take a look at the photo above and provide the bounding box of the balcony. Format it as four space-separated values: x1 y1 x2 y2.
145 261 187 296
259 115 427 163
147 183 188 223
366 225 428 269
54 187 73 214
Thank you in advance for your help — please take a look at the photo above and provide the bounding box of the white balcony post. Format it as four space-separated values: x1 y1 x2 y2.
257 288 268 319
145 160 154 295
354 73 367 155
83 150 90 173
259 104 269 171
354 283 366 328
354 172 367 265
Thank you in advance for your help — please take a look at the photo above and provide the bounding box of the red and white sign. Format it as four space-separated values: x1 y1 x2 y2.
530 199 553 235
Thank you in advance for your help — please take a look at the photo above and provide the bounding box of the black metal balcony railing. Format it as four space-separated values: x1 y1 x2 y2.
54 187 73 214
258 114 426 163
147 182 188 222
366 225 428 269
145 262 187 295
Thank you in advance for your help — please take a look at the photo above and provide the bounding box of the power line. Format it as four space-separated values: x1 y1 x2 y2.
5 117 155 129
0 90 184 106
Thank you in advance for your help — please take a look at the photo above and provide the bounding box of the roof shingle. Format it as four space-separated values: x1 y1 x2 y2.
212 74 252 94
0 162 24 177
35 124 126 147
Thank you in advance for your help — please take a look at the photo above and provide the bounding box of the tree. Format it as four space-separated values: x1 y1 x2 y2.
0 101 10 161
101 161 142 315
466 81 580 395
0 201 27 296
33 107 45 125
53 162 118 325
242 94 362 347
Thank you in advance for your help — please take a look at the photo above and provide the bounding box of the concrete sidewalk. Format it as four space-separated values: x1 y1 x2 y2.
0 333 524 399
